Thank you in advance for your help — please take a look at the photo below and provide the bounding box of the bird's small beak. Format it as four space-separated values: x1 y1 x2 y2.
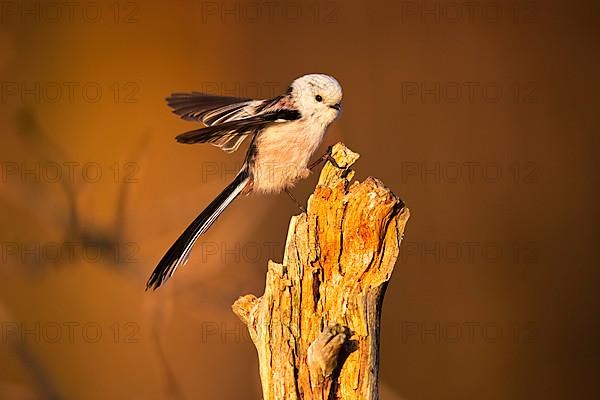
330 103 342 111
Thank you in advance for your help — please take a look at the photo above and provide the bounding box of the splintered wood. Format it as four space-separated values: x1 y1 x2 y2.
233 143 410 400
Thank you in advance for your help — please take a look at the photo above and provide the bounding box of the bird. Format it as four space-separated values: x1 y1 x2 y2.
146 74 343 290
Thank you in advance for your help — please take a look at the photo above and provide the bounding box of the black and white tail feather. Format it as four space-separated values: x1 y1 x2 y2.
145 168 250 290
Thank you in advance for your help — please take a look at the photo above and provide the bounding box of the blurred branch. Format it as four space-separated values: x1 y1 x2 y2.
149 302 185 400
233 143 410 399
12 107 150 270
15 107 80 239
0 303 63 400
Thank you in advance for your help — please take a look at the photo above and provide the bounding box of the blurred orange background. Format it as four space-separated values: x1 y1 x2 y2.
0 0 598 399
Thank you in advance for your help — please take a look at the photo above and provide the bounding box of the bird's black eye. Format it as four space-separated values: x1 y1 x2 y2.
315 95 323 102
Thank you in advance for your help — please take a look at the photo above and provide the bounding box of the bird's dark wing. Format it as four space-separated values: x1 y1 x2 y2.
175 109 301 148
166 92 255 123
167 92 271 153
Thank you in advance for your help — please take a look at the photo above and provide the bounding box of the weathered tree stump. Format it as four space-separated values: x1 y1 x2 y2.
233 143 410 400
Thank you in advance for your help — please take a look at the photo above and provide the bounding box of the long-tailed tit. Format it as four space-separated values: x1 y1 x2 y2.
146 74 343 290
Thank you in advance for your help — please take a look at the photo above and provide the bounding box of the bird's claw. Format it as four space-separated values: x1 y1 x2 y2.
309 145 344 170
324 145 343 169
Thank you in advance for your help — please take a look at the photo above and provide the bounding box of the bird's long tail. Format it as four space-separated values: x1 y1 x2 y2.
146 169 250 290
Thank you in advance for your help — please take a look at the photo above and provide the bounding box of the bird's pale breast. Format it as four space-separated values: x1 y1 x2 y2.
252 120 327 194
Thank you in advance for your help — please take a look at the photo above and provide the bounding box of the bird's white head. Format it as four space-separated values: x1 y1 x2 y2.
288 74 343 123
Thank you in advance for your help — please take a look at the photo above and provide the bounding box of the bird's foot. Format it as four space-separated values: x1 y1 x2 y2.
309 145 344 170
